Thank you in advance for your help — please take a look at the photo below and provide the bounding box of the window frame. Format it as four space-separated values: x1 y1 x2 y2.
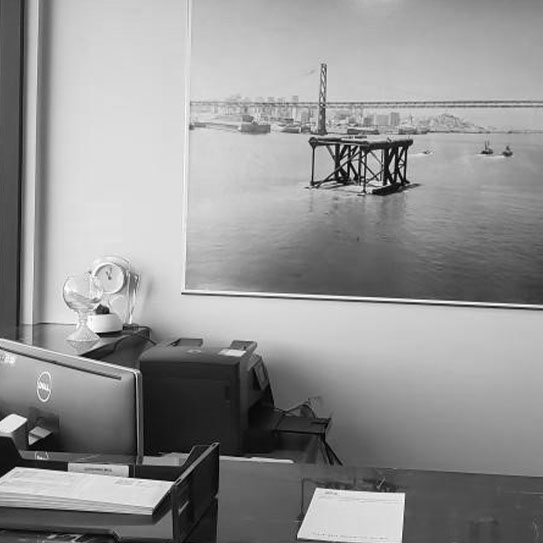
0 0 25 330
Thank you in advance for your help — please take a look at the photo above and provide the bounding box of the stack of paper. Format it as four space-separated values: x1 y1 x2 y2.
298 488 405 543
0 467 173 516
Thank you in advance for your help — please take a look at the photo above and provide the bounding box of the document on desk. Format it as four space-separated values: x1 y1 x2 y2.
297 488 405 543
0 467 173 515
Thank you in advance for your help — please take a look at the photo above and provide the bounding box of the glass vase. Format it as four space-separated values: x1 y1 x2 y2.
62 272 104 342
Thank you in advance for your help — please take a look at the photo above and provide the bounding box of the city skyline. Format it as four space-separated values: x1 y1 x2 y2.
189 0 543 129
191 96 543 131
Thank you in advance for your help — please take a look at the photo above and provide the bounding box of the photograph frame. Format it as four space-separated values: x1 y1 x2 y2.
182 0 543 311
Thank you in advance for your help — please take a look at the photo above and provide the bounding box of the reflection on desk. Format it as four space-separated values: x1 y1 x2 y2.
0 531 114 543
0 323 152 368
207 460 543 543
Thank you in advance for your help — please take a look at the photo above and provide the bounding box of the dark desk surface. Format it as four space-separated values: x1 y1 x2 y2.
5 450 543 542
129 454 543 543
202 459 543 543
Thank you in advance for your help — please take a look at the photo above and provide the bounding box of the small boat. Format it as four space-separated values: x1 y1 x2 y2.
480 141 494 155
239 113 271 134
502 145 513 157
411 150 433 157
239 120 271 134
281 124 302 134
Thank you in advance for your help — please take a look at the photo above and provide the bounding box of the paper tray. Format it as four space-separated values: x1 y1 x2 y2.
0 437 219 543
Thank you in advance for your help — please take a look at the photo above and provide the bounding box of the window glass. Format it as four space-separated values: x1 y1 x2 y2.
0 0 24 331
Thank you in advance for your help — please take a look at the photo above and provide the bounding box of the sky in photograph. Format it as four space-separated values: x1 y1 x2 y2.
190 0 542 100
188 0 543 128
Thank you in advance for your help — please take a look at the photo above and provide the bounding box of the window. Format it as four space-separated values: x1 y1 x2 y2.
0 0 24 330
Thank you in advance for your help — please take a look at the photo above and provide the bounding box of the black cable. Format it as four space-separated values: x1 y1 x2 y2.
318 437 333 465
321 438 343 465
282 399 318 418
105 330 157 357
129 332 158 345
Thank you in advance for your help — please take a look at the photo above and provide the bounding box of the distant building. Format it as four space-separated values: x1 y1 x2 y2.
355 107 364 125
390 112 400 127
376 114 389 127
276 97 287 118
363 114 375 127
334 109 350 122
291 95 300 121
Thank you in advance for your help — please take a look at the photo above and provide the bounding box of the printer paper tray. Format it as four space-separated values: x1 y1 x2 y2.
0 438 219 543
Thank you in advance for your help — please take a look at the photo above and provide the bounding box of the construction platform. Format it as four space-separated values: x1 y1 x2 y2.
308 136 414 195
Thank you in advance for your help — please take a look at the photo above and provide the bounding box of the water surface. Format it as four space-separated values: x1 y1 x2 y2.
186 131 543 306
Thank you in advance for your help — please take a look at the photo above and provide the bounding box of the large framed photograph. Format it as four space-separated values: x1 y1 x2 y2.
183 0 543 308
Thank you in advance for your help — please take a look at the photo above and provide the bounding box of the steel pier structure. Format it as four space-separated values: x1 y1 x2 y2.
309 136 414 194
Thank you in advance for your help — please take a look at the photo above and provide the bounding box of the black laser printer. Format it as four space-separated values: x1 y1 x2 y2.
138 338 279 456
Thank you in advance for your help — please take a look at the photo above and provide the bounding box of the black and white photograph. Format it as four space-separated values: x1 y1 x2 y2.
2 0 543 540
185 0 543 307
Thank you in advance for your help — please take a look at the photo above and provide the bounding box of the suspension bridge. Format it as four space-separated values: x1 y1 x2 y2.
191 64 543 135
190 64 543 196
191 99 543 109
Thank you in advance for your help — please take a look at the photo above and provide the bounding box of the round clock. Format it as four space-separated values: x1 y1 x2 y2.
91 256 130 295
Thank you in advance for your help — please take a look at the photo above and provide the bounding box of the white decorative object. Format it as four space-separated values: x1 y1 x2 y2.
91 256 139 326
87 313 123 334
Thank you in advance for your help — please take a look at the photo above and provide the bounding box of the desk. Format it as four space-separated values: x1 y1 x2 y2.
0 323 152 368
4 451 543 542
182 459 543 543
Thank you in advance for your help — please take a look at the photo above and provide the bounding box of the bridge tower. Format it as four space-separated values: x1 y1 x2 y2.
317 63 327 135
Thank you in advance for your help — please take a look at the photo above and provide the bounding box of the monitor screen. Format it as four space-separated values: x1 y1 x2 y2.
0 338 143 456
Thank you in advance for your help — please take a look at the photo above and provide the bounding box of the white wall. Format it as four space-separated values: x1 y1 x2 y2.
26 0 543 474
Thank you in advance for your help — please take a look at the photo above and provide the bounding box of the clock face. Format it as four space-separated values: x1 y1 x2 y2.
92 262 127 294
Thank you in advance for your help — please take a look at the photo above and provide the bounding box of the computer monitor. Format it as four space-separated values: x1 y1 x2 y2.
0 338 143 456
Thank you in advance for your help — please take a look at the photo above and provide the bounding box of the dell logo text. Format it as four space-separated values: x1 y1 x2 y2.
36 371 52 403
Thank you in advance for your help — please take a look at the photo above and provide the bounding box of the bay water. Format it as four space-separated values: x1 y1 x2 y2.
186 130 543 306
